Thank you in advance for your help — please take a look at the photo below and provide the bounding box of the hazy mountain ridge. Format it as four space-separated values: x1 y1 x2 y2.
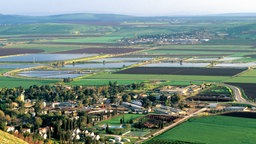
0 13 256 24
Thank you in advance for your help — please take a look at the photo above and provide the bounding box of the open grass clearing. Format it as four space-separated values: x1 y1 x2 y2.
97 114 145 126
145 115 256 144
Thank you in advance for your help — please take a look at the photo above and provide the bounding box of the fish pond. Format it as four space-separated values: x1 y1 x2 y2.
18 70 86 79
64 62 137 69
0 63 44 69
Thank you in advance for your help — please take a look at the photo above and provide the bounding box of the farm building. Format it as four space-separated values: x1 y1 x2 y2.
153 108 172 115
122 102 145 112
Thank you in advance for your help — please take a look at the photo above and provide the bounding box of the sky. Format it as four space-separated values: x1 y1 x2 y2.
1 0 256 16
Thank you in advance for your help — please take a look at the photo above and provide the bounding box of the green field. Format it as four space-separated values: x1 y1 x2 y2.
87 72 256 84
157 45 253 50
97 114 145 126
145 115 256 144
0 76 59 88
224 69 256 83
238 69 256 77
142 49 233 55
0 69 12 74
0 23 115 35
51 36 122 43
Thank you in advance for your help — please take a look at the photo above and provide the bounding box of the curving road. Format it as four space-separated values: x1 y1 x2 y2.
223 84 256 107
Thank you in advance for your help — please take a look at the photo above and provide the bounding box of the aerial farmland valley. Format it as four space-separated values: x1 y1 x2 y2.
0 1 256 144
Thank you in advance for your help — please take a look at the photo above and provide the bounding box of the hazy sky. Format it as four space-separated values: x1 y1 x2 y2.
1 0 256 16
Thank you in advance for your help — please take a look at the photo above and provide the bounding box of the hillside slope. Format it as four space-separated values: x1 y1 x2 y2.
0 130 28 144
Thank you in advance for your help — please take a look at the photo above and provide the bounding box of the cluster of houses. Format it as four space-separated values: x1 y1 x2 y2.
120 31 210 45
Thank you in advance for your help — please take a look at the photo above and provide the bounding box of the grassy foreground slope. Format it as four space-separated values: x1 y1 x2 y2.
0 130 28 144
145 116 256 144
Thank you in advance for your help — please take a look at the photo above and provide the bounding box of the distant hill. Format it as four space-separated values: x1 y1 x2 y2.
214 13 256 17
0 13 139 24
0 13 256 24
0 130 28 144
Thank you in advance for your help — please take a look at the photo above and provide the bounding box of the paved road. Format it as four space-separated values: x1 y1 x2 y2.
222 84 256 107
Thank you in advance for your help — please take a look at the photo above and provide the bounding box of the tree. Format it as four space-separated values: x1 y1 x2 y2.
142 97 151 108
105 124 109 134
23 132 30 140
5 114 11 123
35 117 43 129
34 101 43 115
171 94 180 104
0 110 5 120
0 121 6 131
85 136 93 144
122 94 131 102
